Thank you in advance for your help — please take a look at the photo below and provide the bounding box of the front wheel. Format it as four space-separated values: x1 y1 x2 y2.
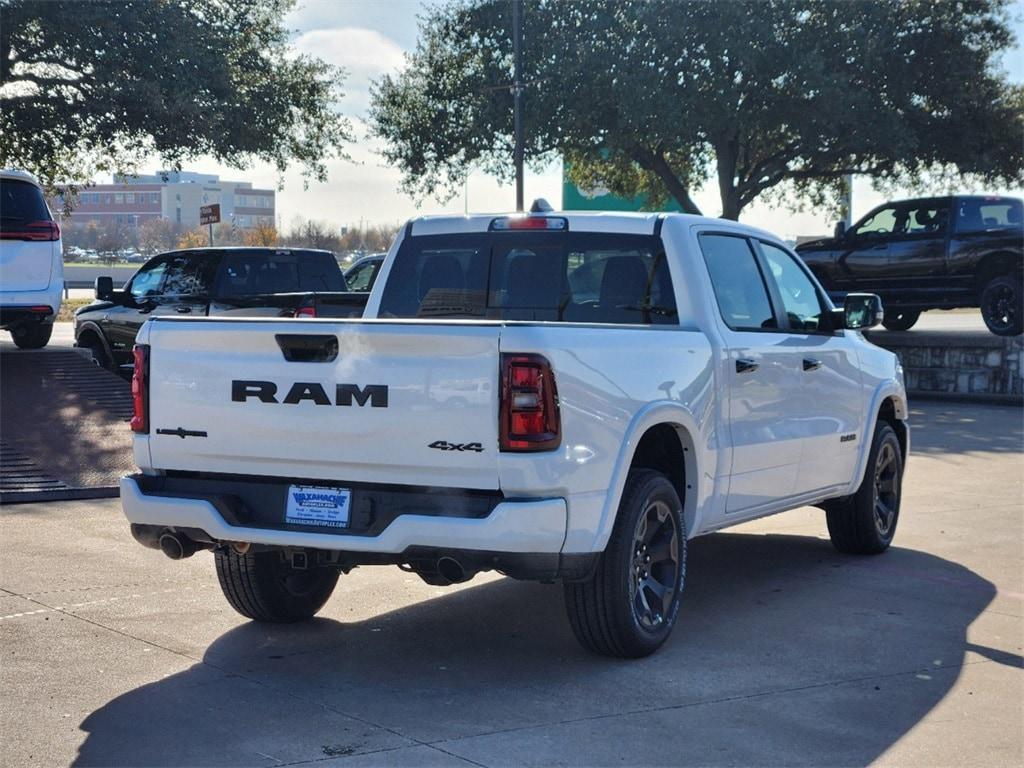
881 309 920 332
825 422 903 555
79 334 112 370
980 274 1023 336
564 469 686 658
11 322 53 349
215 548 339 622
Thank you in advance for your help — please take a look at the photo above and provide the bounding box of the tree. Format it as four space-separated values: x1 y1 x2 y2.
176 228 208 250
95 220 128 263
137 218 178 256
283 218 341 251
244 225 278 246
370 0 1023 219
1 0 351 190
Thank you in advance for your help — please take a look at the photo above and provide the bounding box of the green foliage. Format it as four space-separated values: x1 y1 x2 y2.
0 0 351 190
371 0 1023 219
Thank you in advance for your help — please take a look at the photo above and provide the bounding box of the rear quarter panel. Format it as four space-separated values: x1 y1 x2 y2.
498 324 717 552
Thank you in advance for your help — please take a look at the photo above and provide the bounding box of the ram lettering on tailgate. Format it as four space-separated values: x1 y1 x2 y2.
231 380 389 408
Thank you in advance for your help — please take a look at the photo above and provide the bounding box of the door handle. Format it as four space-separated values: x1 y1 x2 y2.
175 306 192 314
803 358 822 372
275 334 339 363
736 358 759 374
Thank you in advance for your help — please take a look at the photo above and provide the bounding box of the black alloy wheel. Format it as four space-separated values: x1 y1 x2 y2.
630 498 680 631
980 275 1023 336
872 440 900 538
825 421 903 555
564 469 687 657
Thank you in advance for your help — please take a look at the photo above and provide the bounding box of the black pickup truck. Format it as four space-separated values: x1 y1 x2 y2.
74 247 368 370
796 196 1022 335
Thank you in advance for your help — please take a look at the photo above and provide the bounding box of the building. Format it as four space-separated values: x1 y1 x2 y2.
62 170 275 230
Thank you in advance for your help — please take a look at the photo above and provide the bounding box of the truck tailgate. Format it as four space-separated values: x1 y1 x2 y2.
145 319 501 489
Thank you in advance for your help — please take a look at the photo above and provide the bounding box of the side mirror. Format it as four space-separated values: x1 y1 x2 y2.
843 293 883 330
833 221 847 239
95 275 114 301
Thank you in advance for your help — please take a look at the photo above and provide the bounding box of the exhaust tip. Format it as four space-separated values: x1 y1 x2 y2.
159 531 195 560
437 556 468 584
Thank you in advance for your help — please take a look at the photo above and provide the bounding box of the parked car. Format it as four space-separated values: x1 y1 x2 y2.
0 169 63 349
119 205 908 658
343 253 385 292
74 247 367 371
796 195 1023 335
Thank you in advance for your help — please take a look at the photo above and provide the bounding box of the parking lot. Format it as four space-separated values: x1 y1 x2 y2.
0 401 1020 767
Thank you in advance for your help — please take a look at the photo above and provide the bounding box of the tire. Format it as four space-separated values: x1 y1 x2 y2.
980 274 1023 337
79 334 112 369
826 422 903 555
881 309 920 332
215 548 339 623
11 322 52 349
564 469 686 658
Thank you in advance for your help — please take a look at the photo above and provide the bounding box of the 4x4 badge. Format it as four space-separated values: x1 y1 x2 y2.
428 440 484 453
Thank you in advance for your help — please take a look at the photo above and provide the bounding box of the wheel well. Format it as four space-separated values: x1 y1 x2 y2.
629 423 696 535
975 252 1021 290
76 327 103 349
877 398 908 461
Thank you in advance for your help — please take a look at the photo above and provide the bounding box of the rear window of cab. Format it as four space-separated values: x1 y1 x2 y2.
378 232 677 325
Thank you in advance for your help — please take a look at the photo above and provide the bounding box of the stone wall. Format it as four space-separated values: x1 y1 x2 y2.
864 330 1022 404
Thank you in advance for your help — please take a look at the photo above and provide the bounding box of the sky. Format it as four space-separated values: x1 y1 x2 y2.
146 0 1024 240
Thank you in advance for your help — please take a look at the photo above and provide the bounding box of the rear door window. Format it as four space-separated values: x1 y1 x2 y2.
903 202 949 235
162 254 218 297
0 179 53 234
377 232 677 324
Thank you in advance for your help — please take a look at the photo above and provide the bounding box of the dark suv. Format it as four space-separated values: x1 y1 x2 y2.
796 196 1022 335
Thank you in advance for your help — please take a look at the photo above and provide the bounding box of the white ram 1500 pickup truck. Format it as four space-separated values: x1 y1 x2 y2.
121 207 908 657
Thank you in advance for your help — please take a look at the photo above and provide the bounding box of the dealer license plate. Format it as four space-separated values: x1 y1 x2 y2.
285 485 351 528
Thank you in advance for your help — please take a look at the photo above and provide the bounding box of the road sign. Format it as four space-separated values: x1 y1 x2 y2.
200 203 221 226
561 160 683 212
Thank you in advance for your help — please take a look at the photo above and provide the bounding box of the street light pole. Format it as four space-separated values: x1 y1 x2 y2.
512 0 524 212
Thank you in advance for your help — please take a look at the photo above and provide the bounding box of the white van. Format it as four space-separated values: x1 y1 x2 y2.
0 169 63 348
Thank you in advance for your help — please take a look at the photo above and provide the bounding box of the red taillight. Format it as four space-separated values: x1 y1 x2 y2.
294 305 316 318
500 353 560 452
0 220 60 241
130 345 149 433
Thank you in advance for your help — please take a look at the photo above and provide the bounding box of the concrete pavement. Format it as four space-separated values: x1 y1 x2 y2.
0 401 1021 767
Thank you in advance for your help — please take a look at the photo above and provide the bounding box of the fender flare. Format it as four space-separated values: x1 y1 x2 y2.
74 320 115 361
588 400 707 554
847 380 909 494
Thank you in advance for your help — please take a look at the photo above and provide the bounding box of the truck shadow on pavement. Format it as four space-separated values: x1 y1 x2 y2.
74 532 1013 767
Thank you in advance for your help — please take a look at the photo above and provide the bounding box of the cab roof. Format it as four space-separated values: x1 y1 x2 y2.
406 206 780 242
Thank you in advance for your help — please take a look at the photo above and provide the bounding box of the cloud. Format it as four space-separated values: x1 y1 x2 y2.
292 27 405 117
294 27 405 81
